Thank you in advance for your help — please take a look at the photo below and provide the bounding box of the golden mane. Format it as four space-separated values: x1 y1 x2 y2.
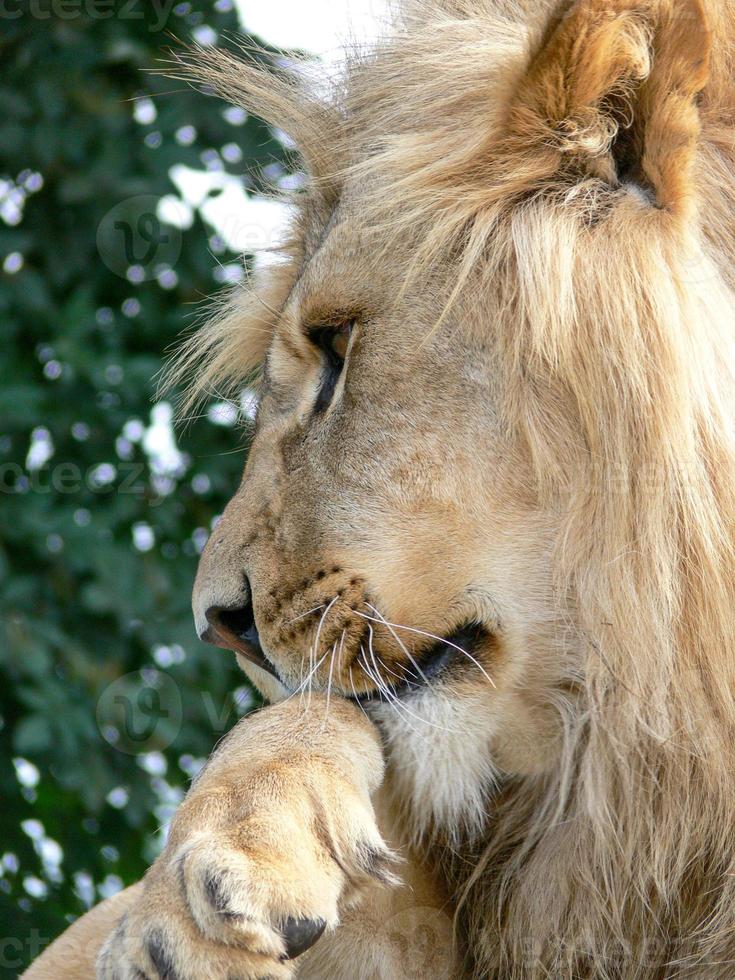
168 1 735 974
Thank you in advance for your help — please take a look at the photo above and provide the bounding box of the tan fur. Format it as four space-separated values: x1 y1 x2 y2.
92 695 441 978
24 886 142 980
29 1 735 977
29 699 456 980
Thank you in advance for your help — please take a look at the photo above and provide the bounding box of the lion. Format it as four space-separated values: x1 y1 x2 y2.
24 0 735 977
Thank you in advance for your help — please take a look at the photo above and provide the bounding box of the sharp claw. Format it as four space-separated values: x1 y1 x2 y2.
278 916 327 960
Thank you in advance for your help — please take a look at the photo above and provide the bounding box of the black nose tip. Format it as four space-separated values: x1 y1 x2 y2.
205 602 257 647
203 600 280 681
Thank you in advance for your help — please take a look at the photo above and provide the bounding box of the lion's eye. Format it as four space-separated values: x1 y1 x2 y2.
314 321 352 362
310 320 354 413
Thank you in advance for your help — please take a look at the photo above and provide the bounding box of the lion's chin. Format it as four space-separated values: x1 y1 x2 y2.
234 651 291 704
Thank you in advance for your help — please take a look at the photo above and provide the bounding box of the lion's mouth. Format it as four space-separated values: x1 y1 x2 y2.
348 622 489 704
209 605 488 701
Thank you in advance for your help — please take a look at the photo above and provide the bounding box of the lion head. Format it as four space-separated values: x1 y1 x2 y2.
171 1 735 974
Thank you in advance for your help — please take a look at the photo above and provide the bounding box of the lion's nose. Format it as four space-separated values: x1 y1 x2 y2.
202 601 256 649
191 519 281 680
199 593 281 681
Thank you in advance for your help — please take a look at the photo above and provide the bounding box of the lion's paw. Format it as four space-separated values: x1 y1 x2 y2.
97 763 399 979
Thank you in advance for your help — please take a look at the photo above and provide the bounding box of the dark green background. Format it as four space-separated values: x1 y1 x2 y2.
0 3 292 973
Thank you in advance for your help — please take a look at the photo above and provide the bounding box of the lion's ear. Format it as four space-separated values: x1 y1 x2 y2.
510 0 710 212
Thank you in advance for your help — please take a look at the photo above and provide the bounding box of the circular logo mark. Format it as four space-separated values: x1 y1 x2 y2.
96 195 183 279
377 906 456 979
96 669 183 754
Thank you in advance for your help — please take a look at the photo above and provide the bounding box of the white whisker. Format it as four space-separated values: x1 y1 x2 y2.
284 603 326 626
313 595 339 659
306 595 339 711
348 664 373 724
358 649 458 736
365 603 425 682
359 651 411 724
358 607 495 688
376 654 412 684
289 650 330 707
322 634 340 731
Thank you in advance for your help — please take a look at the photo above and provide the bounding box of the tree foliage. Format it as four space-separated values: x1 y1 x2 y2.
0 4 290 971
